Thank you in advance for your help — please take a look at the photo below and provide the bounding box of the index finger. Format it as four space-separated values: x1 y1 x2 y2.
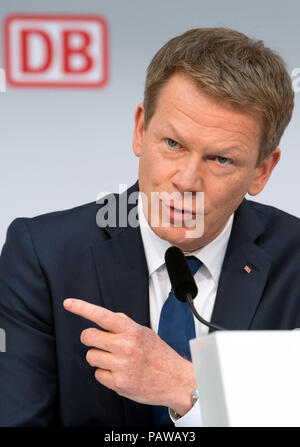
63 298 128 333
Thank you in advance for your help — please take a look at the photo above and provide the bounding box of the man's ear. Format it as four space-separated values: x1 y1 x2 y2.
132 103 145 157
248 148 281 196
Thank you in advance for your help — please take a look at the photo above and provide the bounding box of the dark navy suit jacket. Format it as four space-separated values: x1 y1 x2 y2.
0 182 300 426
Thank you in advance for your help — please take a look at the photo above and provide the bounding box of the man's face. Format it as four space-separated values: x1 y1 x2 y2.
133 72 280 251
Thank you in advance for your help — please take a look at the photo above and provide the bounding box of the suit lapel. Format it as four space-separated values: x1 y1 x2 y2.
90 225 150 326
210 199 272 331
90 182 152 426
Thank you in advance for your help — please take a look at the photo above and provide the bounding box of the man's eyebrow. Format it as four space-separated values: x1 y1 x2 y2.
162 123 192 146
207 146 246 154
162 123 247 154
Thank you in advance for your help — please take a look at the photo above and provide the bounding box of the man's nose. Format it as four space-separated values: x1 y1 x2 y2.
172 155 203 192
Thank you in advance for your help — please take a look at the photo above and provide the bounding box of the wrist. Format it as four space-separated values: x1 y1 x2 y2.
172 389 199 420
168 360 197 416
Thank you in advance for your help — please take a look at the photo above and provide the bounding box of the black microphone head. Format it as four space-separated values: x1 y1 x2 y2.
165 246 198 302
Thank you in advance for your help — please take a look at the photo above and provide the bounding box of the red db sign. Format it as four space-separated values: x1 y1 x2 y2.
4 14 109 87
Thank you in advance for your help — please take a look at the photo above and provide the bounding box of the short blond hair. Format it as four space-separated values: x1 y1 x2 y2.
144 28 294 164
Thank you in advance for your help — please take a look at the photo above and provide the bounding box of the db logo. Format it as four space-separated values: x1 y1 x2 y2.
4 14 109 87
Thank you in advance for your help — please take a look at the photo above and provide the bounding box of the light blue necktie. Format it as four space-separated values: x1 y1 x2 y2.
153 256 202 427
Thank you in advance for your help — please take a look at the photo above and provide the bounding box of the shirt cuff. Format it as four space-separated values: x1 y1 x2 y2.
169 399 203 427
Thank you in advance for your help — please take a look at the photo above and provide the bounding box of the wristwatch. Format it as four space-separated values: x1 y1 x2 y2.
191 388 199 406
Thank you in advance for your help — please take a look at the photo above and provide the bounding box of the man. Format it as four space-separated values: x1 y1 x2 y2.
0 28 299 427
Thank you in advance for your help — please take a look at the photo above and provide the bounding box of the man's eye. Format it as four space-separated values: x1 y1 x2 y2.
166 138 179 148
217 156 231 165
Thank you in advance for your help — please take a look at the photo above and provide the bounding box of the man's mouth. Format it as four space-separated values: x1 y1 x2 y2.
169 205 196 217
162 202 199 224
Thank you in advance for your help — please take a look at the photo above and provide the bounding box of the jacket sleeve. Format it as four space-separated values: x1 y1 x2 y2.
0 218 59 426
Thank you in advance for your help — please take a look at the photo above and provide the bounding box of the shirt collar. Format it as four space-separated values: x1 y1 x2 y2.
138 194 234 284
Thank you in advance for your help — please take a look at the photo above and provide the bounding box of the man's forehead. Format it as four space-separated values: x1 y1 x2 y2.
153 74 262 144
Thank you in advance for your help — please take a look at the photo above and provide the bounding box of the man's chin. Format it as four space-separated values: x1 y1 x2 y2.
150 225 205 252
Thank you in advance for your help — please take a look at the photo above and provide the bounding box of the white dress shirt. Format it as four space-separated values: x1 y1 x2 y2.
138 196 234 427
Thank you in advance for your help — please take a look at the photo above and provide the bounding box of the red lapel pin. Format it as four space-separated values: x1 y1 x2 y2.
244 265 252 274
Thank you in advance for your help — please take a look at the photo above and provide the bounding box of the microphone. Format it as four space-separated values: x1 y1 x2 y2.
165 246 225 332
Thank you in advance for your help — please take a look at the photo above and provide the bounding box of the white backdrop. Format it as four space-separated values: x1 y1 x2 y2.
0 0 299 248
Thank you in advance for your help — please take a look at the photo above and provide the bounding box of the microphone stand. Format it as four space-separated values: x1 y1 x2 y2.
185 293 226 332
